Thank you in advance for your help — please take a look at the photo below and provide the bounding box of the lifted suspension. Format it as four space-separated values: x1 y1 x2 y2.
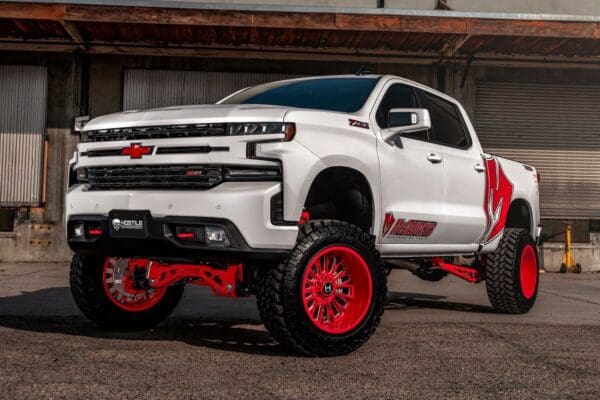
144 260 245 297
431 257 483 283
386 257 484 283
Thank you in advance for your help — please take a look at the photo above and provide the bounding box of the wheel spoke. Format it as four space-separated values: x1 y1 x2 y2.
321 304 331 324
333 263 345 279
329 301 342 318
336 290 354 300
315 257 324 274
326 256 335 274
337 282 354 291
313 303 322 321
334 295 348 308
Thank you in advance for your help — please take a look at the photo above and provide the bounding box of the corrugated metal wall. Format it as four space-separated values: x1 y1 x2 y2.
123 69 301 111
475 81 600 219
0 65 48 206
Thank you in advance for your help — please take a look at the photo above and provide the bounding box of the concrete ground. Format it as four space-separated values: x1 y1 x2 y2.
0 262 599 400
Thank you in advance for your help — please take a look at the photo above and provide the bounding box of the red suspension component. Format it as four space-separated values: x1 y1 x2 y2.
432 257 483 283
145 260 243 297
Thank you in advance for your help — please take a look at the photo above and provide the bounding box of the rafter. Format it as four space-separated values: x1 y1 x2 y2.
59 20 87 51
439 34 472 63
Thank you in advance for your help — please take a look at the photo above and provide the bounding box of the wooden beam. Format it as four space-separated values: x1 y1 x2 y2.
334 13 467 34
439 34 472 60
60 20 85 44
61 3 600 39
87 44 440 65
87 43 600 65
59 20 87 51
0 2 597 41
2 38 600 68
0 41 78 52
64 5 339 31
472 52 600 64
0 2 65 20
465 18 600 39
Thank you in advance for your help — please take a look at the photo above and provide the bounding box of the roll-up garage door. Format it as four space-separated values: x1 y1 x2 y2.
0 65 48 206
475 82 600 219
123 69 301 111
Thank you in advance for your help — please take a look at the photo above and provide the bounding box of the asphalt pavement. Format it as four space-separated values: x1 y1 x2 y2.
0 262 599 400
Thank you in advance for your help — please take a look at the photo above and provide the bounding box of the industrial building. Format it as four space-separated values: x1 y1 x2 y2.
0 0 598 270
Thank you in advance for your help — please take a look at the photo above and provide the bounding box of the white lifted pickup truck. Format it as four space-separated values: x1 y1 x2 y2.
66 74 541 356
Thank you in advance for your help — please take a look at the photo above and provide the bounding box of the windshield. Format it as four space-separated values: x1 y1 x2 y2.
220 77 380 113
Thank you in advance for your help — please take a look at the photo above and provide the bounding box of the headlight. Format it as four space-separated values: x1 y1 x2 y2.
227 122 295 141
224 166 281 181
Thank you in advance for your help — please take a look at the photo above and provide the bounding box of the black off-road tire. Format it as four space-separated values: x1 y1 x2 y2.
70 253 184 330
256 220 387 356
485 228 539 314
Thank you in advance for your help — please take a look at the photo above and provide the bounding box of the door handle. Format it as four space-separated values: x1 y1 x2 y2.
474 163 486 173
427 153 442 164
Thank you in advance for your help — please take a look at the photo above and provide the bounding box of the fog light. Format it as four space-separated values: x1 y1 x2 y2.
73 223 85 238
176 231 196 240
205 227 230 246
175 227 203 241
87 226 103 237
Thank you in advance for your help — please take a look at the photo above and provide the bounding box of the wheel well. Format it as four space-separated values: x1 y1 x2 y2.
506 199 532 233
304 167 374 233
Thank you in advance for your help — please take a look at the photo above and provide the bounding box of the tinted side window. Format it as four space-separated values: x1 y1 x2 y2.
376 84 418 129
416 90 470 149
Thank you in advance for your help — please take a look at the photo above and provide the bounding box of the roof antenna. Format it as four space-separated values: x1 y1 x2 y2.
356 66 372 76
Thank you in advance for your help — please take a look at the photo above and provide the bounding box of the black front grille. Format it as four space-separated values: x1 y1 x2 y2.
86 165 224 190
84 124 226 142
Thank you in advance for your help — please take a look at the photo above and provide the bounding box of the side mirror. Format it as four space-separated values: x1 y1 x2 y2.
382 108 431 144
72 116 89 135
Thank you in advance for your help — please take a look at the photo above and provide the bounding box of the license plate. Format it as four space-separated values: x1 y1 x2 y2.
108 210 151 239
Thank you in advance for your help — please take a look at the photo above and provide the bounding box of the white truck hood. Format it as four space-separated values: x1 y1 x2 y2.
84 104 292 131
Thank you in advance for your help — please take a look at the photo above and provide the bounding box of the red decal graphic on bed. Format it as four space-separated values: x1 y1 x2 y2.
483 157 514 243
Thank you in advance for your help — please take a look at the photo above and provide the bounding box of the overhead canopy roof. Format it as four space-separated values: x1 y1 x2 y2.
1 1 599 65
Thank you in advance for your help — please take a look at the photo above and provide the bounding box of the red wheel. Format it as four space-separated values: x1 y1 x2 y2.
301 245 373 335
519 244 538 300
102 257 169 312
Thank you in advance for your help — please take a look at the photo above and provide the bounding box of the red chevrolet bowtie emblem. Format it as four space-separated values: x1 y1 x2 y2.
121 143 153 159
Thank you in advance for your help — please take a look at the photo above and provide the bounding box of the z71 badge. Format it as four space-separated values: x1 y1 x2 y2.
348 119 369 129
383 212 437 238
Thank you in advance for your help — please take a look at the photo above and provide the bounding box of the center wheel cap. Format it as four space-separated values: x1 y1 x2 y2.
323 282 333 295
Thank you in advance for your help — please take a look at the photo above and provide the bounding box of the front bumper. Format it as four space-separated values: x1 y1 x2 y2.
67 215 290 263
65 182 299 260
